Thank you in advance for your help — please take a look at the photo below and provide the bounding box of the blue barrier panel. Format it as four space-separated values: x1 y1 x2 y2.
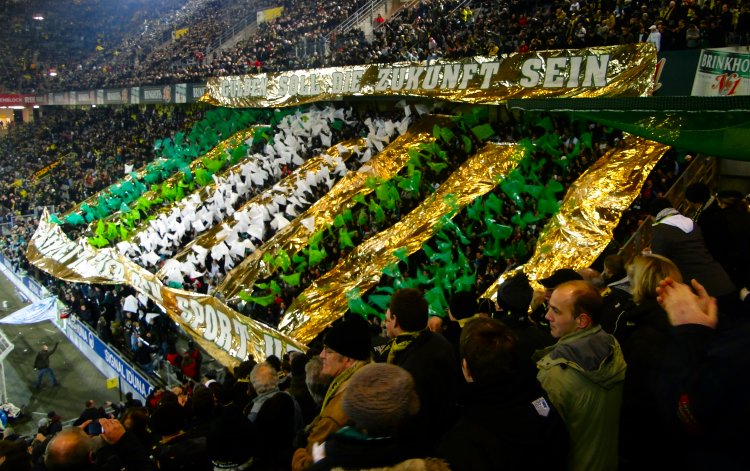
67 317 154 398
0 253 11 271
23 277 43 298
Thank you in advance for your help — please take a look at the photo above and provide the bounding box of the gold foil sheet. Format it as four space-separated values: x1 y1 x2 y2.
162 138 366 272
481 135 670 300
277 143 526 344
216 116 450 301
203 44 656 109
86 127 264 235
27 210 306 368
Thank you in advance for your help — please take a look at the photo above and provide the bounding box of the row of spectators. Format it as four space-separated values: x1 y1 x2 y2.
328 0 750 65
3 0 750 93
56 0 274 92
0 0 190 92
2 252 748 469
0 104 207 219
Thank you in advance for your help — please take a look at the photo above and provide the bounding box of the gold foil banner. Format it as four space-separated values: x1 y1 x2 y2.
87 127 263 234
26 211 306 368
202 44 656 108
277 143 526 345
480 135 670 301
163 138 365 272
216 116 450 301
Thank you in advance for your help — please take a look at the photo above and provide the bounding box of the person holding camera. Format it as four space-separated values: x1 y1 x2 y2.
43 418 155 470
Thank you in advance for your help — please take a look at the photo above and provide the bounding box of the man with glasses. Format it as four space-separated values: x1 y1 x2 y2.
292 315 372 471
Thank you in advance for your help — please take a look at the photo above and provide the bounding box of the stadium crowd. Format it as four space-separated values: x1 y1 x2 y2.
1 0 749 93
0 267 747 470
1 98 736 471
0 0 748 470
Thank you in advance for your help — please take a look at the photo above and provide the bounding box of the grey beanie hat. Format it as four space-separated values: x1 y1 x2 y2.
341 363 419 437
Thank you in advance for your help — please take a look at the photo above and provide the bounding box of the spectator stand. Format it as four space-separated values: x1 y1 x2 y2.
326 0 405 43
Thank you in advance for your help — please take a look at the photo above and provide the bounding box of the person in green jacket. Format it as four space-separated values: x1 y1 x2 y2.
534 280 627 471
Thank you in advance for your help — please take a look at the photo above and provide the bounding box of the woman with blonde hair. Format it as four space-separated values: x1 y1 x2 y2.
618 254 683 470
629 254 682 306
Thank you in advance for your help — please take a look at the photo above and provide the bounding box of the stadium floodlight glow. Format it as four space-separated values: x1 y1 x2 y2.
32 14 44 21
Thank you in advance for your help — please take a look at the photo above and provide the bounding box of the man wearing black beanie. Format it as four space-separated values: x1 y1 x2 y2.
292 315 372 471
495 272 556 373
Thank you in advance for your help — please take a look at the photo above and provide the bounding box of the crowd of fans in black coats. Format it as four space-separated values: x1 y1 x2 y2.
2 0 749 93
0 1 747 470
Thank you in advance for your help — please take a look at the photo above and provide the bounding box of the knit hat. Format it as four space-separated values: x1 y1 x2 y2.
324 316 372 361
497 273 533 313
685 183 710 204
539 268 583 288
149 402 185 436
342 363 419 437
448 290 478 320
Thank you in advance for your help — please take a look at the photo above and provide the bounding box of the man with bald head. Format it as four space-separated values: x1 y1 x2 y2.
44 419 154 470
44 427 93 470
534 280 626 471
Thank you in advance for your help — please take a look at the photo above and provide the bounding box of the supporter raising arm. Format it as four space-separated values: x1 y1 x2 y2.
654 277 750 470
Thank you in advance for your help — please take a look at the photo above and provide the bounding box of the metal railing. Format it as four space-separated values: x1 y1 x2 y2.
206 11 258 58
0 211 51 236
327 0 472 58
327 0 388 39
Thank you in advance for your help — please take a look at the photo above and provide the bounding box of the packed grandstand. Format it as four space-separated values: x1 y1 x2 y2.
0 0 748 470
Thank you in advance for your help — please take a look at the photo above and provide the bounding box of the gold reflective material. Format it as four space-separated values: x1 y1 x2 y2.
480 135 670 301
87 127 264 234
277 143 525 345
202 44 655 108
163 138 366 272
27 210 305 367
216 116 450 301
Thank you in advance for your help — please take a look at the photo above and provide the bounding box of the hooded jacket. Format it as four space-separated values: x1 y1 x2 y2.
651 210 734 297
535 326 626 471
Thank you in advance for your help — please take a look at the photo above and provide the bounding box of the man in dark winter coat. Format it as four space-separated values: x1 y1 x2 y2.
438 317 568 471
378 288 462 454
34 342 60 389
648 197 735 302
309 363 449 471
494 272 555 372
648 197 744 327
